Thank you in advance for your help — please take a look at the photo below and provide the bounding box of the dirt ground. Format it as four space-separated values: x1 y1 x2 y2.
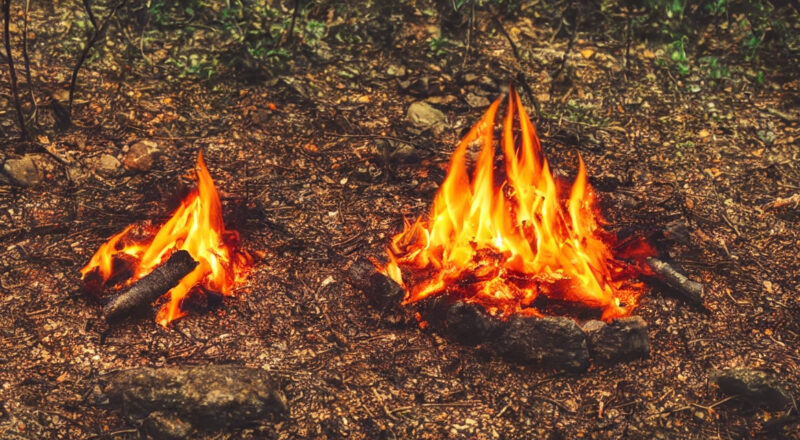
1 1 799 438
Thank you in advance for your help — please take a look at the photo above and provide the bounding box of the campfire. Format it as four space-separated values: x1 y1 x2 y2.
380 87 652 323
81 151 252 326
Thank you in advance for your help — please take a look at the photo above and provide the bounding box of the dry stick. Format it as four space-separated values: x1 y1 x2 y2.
68 0 126 118
21 0 36 123
102 250 198 322
2 0 28 140
645 257 705 307
550 0 578 92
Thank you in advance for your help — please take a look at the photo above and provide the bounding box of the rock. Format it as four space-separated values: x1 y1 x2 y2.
712 369 792 409
465 92 490 108
105 365 288 434
3 155 42 187
407 101 446 132
124 140 160 172
584 316 649 362
93 154 122 177
494 316 590 372
143 412 193 440
386 64 407 77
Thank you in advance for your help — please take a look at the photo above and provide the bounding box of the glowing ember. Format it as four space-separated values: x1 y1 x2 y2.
381 87 651 321
81 151 252 326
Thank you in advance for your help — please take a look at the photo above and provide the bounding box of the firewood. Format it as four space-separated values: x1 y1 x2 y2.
583 316 649 362
645 257 705 307
102 250 198 322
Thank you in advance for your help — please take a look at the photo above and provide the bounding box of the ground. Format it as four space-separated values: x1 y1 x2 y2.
1 1 799 439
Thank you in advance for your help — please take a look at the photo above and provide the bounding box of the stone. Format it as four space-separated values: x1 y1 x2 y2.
124 140 160 172
584 316 649 362
712 369 792 409
3 155 42 187
494 316 590 372
407 101 446 132
465 93 490 108
93 154 122 177
105 365 288 433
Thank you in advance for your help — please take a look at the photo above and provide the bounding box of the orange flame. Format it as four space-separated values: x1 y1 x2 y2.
81 151 252 326
382 87 648 321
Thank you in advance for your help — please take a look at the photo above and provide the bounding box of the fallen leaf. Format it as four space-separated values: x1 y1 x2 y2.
580 49 595 59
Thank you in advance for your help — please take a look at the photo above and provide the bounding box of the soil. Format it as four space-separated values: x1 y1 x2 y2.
1 1 799 439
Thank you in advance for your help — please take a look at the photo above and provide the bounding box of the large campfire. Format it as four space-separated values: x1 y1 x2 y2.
380 87 652 323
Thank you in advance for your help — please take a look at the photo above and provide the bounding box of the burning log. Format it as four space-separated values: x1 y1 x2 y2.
102 250 198 322
645 257 704 306
583 316 649 362
346 257 405 311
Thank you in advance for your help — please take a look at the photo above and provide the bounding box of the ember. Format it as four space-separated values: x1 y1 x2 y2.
381 87 652 321
81 151 252 326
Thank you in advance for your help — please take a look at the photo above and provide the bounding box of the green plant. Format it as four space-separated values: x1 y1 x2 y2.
427 36 452 57
699 56 729 79
670 36 690 75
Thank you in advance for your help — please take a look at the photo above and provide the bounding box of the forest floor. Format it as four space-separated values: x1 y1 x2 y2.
1 1 799 439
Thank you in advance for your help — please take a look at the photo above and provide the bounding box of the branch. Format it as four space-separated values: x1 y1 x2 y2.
22 0 36 123
68 0 126 119
2 0 29 139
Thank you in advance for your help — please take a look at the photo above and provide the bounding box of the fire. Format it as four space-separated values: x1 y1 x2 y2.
382 87 650 321
81 151 252 326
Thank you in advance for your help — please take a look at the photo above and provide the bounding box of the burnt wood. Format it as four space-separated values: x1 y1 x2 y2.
493 315 590 372
346 257 405 311
583 316 649 362
645 257 704 306
102 250 198 322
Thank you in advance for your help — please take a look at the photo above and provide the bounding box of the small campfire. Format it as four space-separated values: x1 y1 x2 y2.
81 151 252 326
349 87 669 370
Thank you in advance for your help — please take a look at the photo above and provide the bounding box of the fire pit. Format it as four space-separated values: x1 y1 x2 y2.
349 87 656 370
80 151 252 326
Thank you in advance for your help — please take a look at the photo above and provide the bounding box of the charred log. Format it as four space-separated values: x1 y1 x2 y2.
82 253 138 298
583 316 649 362
712 369 792 410
645 257 704 307
493 316 590 372
346 257 405 311
414 298 500 346
102 250 198 322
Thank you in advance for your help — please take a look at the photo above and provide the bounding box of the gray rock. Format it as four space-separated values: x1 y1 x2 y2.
407 101 446 132
584 316 649 362
494 316 590 372
3 155 42 187
465 92 490 108
712 369 792 409
93 154 122 177
105 365 288 433
124 140 160 172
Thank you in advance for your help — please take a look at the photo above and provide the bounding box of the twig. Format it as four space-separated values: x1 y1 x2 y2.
551 0 578 87
68 0 127 118
21 0 36 123
2 0 28 139
491 14 520 62
461 1 475 68
531 394 576 414
645 257 705 307
285 0 300 47
763 193 800 210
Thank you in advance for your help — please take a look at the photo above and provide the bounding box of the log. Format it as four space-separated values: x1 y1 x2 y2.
102 250 198 322
493 315 590 372
583 316 649 362
645 257 704 306
345 257 405 311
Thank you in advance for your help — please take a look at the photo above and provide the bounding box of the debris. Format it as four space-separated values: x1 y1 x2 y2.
763 193 800 210
465 92 490 108
712 369 792 409
101 250 198 322
104 365 287 434
92 153 121 177
2 155 42 187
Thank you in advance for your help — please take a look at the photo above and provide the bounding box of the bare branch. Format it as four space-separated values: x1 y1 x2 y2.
2 0 29 139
